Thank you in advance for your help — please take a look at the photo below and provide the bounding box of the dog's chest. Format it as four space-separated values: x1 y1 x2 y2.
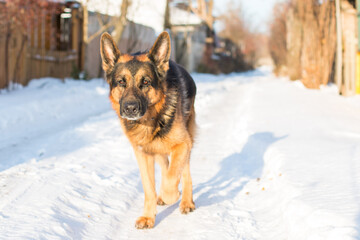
128 126 185 156
121 122 164 152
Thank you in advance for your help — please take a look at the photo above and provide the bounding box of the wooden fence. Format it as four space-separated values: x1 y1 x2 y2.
0 32 27 89
0 39 78 89
27 48 77 81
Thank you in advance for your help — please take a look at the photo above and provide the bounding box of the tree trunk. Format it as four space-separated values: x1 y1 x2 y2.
286 7 303 80
112 0 130 44
164 0 171 30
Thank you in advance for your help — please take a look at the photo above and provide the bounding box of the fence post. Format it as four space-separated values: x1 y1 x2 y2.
336 0 343 93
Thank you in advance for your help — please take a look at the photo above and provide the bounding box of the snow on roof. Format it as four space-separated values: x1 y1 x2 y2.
170 6 202 26
128 0 166 34
83 0 166 34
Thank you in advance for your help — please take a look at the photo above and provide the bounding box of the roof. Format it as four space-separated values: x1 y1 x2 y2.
170 6 202 26
81 0 203 32
83 0 166 34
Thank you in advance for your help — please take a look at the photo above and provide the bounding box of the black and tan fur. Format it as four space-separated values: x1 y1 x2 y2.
100 32 196 229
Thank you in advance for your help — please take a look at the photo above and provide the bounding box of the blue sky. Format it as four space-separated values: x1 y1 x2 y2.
214 0 286 33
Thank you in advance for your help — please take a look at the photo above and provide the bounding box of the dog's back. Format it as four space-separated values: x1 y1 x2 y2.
164 60 196 139
168 60 196 115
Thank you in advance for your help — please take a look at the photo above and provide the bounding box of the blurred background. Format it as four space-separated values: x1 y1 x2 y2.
0 0 359 96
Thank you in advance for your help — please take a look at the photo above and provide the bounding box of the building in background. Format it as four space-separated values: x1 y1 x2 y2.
84 11 156 79
169 6 207 73
82 0 164 78
0 0 223 89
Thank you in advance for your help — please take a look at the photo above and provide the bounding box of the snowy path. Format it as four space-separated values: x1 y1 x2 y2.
0 69 360 239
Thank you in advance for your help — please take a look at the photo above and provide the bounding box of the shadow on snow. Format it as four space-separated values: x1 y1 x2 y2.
155 132 286 226
194 132 286 208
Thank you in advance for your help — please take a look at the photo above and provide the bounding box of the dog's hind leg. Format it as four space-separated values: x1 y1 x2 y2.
186 102 196 144
180 160 195 214
155 154 169 205
179 103 196 213
133 149 156 229
160 141 192 205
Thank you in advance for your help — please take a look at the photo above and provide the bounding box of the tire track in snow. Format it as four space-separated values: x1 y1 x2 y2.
191 77 260 239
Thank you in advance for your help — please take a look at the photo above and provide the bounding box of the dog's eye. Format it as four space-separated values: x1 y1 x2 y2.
142 78 150 85
118 78 126 85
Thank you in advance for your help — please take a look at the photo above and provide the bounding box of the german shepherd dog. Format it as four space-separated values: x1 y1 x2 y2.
100 32 196 229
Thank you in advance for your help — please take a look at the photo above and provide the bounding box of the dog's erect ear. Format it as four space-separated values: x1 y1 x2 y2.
100 33 120 71
149 32 171 76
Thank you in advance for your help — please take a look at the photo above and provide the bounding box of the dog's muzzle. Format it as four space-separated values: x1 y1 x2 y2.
121 101 142 120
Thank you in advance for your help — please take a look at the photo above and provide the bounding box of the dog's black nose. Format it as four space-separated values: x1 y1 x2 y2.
124 101 140 115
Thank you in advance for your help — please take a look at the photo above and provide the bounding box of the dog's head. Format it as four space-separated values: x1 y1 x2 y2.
100 32 171 120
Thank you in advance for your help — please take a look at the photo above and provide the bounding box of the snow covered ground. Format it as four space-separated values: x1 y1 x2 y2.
0 68 360 239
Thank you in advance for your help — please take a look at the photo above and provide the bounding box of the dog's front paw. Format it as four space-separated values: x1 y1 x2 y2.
135 216 155 229
179 200 195 214
160 189 180 205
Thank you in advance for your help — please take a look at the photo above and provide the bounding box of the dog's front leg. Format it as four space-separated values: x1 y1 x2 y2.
133 148 156 229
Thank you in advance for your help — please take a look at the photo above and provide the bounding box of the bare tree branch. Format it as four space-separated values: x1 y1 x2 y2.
87 19 115 43
189 0 214 30
83 0 131 45
112 0 130 43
